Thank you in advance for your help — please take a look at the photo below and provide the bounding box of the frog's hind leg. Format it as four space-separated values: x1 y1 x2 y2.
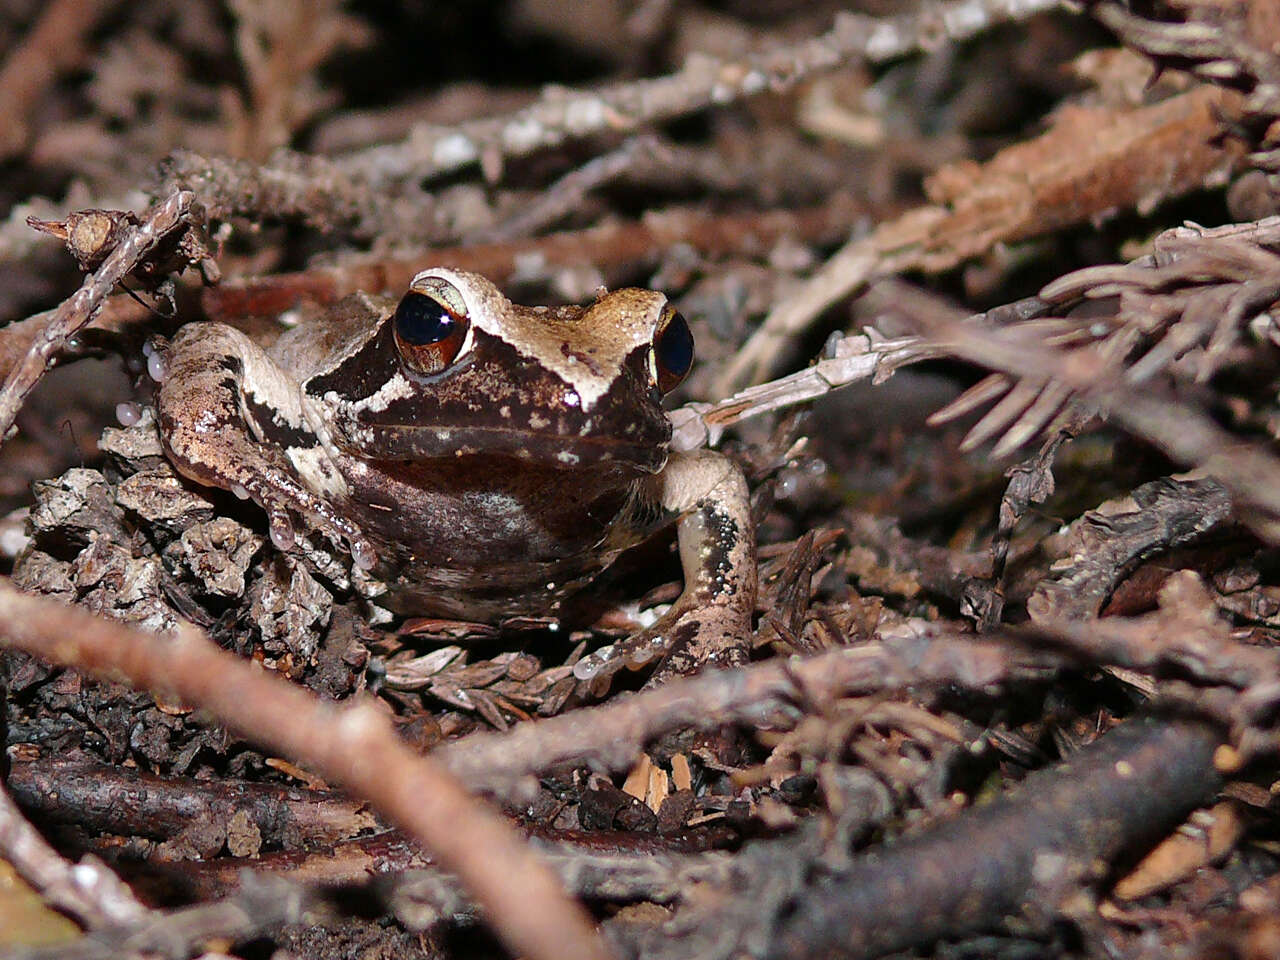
153 322 376 569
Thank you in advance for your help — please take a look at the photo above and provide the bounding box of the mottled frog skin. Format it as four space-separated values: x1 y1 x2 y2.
155 269 755 678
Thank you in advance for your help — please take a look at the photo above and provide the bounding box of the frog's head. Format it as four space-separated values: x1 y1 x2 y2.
307 268 694 474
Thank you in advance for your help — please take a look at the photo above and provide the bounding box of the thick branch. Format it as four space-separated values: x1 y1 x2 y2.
0 581 611 960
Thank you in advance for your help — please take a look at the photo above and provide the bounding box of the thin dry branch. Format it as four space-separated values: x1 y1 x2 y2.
155 0 1064 239
716 83 1242 393
333 0 1070 188
12 874 328 960
0 580 612 960
0 781 148 932
7 758 379 851
925 312 1280 544
768 714 1224 960
439 630 1036 800
199 202 861 322
0 191 200 449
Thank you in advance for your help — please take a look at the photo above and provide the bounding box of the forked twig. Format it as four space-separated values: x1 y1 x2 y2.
0 191 199 448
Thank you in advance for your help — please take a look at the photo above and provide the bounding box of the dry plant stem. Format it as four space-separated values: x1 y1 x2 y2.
768 714 1223 959
11 838 730 959
338 0 1068 187
1092 1 1280 101
675 291 1052 451
140 825 728 906
5 762 728 899
0 297 154 384
159 149 401 240
0 191 196 450
15 874 327 960
714 227 921 394
931 318 1280 542
1024 601 1280 697
0 781 148 931
716 83 1241 393
162 0 1064 232
475 135 664 243
439 631 1030 799
0 0 116 160
0 581 612 960
7 759 378 850
670 329 924 450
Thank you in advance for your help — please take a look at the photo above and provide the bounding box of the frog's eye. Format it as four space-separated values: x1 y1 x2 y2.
653 307 694 394
393 290 472 375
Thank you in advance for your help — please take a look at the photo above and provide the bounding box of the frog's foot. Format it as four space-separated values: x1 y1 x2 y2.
571 596 749 686
572 449 755 688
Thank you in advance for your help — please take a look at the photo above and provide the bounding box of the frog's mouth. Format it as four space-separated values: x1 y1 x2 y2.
340 421 671 473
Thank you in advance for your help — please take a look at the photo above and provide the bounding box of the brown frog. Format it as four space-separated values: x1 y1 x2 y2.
154 268 755 679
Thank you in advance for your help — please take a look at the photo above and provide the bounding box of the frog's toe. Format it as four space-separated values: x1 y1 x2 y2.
645 606 749 686
349 536 377 571
266 509 297 551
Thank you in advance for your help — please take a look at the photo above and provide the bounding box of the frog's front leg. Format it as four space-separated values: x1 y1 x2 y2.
648 449 756 683
153 323 377 569
576 449 756 684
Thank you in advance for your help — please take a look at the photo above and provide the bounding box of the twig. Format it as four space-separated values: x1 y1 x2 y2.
670 324 924 452
715 83 1241 393
673 295 1055 452
473 135 666 243
10 873 327 960
225 0 371 160
926 313 1280 544
7 758 379 851
439 629 1038 799
128 824 731 906
1022 573 1280 700
157 149 389 237
0 295 178 385
160 0 1064 237
200 202 862 322
0 191 197 450
0 580 612 960
0 781 148 931
335 0 1069 188
6 831 733 960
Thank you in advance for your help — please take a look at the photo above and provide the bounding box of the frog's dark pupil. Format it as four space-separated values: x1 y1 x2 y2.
657 311 694 378
394 292 457 345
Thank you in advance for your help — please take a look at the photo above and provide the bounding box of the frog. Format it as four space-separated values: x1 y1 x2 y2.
152 268 755 682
